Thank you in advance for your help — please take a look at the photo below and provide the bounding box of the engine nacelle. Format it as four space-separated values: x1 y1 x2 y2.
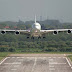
15 31 20 35
67 30 71 34
53 31 58 35
1 31 6 34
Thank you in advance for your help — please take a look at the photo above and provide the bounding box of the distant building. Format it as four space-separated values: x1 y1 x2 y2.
4 26 9 28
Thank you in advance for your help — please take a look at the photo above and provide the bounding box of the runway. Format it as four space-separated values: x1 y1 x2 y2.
0 56 72 72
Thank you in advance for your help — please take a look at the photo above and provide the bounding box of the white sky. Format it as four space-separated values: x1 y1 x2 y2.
0 0 72 22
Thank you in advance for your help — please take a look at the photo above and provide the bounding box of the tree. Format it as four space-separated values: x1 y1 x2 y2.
9 48 16 52
0 47 8 52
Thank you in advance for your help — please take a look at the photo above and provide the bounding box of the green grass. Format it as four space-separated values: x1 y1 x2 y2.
12 52 72 54
0 52 9 57
1 52 72 54
0 52 10 61
68 55 72 61
0 52 72 61
0 57 4 61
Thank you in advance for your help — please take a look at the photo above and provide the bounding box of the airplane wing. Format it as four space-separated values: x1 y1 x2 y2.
40 29 72 35
0 29 31 35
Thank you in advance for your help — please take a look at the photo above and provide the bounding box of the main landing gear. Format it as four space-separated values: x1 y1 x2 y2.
27 37 29 39
27 36 34 39
43 36 46 39
38 36 46 39
31 36 34 39
27 36 46 39
38 36 41 39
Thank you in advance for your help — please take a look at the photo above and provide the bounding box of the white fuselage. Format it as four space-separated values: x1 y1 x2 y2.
31 22 41 37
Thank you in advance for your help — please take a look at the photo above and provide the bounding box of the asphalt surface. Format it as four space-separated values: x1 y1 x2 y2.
0 55 72 72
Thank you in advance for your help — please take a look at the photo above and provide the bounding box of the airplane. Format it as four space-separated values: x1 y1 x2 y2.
0 16 72 39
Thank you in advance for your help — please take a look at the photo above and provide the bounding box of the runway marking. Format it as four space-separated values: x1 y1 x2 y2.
21 57 25 58
7 57 10 58
39 57 46 59
48 57 51 58
5 57 68 59
49 59 53 60
49 65 54 67
49 68 55 70
49 62 66 65
63 57 66 58
31 57 37 72
58 57 61 58
66 58 71 67
27 57 30 58
11 69 17 70
53 57 56 58
4 62 21 65
0 56 72 72
42 57 46 58
17 57 20 58
38 57 46 60
18 59 24 61
12 57 15 58
14 65 19 67
0 57 8 65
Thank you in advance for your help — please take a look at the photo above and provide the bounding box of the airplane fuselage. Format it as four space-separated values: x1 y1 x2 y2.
31 22 41 37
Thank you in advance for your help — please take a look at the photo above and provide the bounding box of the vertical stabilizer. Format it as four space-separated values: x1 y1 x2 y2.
35 15 36 23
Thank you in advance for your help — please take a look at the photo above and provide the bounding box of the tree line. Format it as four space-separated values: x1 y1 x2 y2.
0 20 72 52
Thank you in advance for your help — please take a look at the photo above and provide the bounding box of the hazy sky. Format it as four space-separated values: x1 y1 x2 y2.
0 0 72 22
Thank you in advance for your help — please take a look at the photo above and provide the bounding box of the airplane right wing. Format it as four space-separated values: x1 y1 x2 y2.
40 29 72 35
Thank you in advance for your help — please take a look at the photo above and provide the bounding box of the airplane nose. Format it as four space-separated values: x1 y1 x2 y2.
36 26 39 29
35 26 40 30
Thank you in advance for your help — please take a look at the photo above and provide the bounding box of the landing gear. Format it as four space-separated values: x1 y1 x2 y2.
43 37 46 39
27 36 34 39
27 37 29 39
38 36 41 39
31 36 34 39
27 36 46 39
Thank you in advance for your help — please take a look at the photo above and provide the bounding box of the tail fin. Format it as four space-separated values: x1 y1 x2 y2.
35 15 36 23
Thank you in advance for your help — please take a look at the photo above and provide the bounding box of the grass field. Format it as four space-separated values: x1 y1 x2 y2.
0 57 4 61
68 55 72 61
0 52 72 61
0 52 10 61
8 52 72 54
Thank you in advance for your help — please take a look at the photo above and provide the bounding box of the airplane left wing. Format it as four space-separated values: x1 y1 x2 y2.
40 29 72 35
0 29 31 35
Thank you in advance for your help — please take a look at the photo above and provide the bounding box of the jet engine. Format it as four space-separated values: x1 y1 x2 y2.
67 30 71 34
15 31 20 35
53 31 58 35
1 31 6 34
